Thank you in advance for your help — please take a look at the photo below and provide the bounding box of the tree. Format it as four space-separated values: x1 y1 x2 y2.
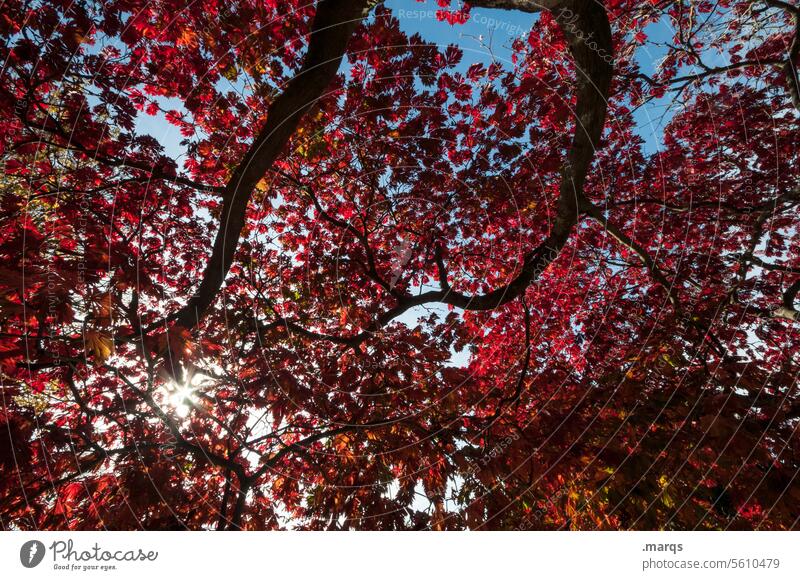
1 0 798 530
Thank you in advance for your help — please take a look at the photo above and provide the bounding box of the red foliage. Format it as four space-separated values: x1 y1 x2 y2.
1 0 799 530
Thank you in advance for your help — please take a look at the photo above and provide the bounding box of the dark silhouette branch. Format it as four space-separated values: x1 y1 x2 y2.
173 0 373 330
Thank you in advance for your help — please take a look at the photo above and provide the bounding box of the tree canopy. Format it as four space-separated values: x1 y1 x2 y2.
1 0 799 530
